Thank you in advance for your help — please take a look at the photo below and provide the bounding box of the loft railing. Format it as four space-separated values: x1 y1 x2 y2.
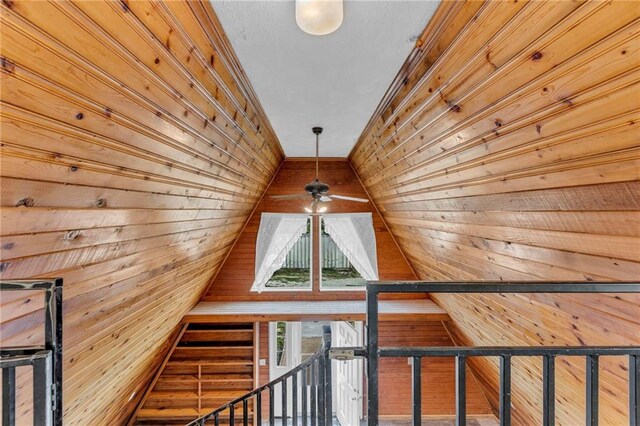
187 325 333 426
366 281 640 426
1 279 63 426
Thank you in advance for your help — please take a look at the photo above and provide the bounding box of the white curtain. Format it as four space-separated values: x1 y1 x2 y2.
322 213 379 280
251 213 309 292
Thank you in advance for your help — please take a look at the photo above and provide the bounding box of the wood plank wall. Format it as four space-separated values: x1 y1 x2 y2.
349 1 640 424
0 1 282 424
258 321 493 418
204 159 416 301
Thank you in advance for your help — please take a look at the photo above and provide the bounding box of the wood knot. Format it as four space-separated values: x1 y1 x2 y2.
2 0 14 9
494 119 503 128
531 51 543 61
95 198 107 208
120 0 129 12
75 112 84 120
0 262 9 273
3 242 15 250
63 230 81 241
154 58 160 65
449 104 461 113
1 57 15 73
69 165 79 172
16 197 34 207
104 107 112 118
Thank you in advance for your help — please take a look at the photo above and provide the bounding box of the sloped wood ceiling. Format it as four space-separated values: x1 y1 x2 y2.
0 1 282 424
350 1 640 425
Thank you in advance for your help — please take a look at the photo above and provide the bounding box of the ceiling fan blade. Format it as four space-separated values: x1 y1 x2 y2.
319 196 332 202
270 194 309 200
328 194 369 203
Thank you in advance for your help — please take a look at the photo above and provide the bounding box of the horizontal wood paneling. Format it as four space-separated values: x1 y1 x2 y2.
350 1 640 425
204 159 417 301
0 1 282 424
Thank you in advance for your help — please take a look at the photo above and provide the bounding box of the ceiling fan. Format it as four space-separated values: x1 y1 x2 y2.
270 127 369 213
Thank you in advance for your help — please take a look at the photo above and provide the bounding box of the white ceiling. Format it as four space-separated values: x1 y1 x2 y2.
211 0 439 157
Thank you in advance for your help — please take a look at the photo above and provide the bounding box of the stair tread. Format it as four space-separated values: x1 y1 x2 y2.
149 390 249 398
138 407 253 420
159 373 253 382
167 359 253 366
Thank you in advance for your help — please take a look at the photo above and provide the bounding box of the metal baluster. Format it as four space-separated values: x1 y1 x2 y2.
318 357 325 426
543 355 555 426
412 357 422 426
33 352 52 426
269 386 275 426
2 366 16 426
631 354 639 426
256 392 262 426
214 413 220 426
293 371 298 425
283 377 288 424
586 355 599 426
499 355 511 426
324 349 332 425
230 404 235 426
455 355 466 426
367 287 379 426
311 360 317 426
302 366 308 425
243 399 249 426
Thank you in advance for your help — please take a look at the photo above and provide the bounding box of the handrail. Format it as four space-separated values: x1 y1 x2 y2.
1 279 63 426
366 281 640 426
187 324 333 426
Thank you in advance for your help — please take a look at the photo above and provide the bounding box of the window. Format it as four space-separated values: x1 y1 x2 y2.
263 217 312 291
320 220 366 290
252 213 377 292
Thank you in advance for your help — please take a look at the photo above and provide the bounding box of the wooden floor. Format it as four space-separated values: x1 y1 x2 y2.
185 299 449 323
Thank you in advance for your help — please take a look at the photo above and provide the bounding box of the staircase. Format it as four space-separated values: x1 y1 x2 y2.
135 323 255 425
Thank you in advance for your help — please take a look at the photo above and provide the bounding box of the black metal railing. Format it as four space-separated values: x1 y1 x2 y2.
1 279 63 426
187 325 333 426
366 281 640 426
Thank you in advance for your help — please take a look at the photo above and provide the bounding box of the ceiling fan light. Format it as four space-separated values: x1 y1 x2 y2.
318 206 328 213
304 206 313 213
295 0 343 36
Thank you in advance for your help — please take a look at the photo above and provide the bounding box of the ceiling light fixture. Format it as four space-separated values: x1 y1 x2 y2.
295 0 343 36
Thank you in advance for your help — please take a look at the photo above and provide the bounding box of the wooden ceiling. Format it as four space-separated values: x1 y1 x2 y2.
350 1 640 424
0 1 282 424
1 0 638 425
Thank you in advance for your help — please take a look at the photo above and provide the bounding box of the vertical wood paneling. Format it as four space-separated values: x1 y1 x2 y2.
203 159 416 301
0 1 282 424
350 1 640 425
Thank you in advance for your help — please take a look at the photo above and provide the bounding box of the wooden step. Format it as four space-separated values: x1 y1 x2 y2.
163 362 253 375
155 374 254 391
171 346 253 360
145 389 251 409
136 407 253 425
182 329 253 343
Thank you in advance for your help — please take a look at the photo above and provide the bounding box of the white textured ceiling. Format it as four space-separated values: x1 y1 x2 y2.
211 0 439 157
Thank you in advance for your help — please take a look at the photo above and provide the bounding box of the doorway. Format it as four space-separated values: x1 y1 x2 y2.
268 320 364 425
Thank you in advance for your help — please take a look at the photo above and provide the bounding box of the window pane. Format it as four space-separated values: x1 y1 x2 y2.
320 219 366 289
276 321 287 366
265 217 312 289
